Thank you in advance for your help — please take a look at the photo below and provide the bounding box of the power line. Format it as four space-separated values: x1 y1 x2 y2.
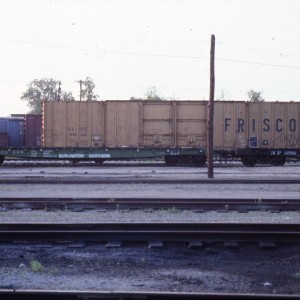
1 37 300 69
3 25 300 60
218 41 300 59
0 37 209 59
103 50 208 59
216 57 300 69
0 25 209 44
2 25 300 60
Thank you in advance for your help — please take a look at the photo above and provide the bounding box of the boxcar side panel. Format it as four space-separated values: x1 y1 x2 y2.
127 101 140 147
247 102 261 148
90 102 104 147
142 102 173 147
104 102 116 147
115 101 128 147
104 101 137 147
176 101 207 147
233 102 247 149
66 102 79 147
8 119 24 147
0 118 8 134
284 102 299 148
42 102 51 146
43 102 67 147
44 101 105 148
0 133 9 147
77 102 90 147
214 101 247 151
213 101 226 150
55 102 68 147
247 102 299 149
25 114 42 147
261 102 274 148
273 103 285 148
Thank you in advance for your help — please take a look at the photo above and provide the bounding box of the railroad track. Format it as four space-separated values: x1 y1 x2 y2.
1 159 243 168
1 224 300 300
0 289 299 300
2 158 299 168
0 177 300 184
1 223 300 245
0 197 300 212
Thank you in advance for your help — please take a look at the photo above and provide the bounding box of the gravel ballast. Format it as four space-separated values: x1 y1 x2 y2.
0 163 299 295
0 209 300 224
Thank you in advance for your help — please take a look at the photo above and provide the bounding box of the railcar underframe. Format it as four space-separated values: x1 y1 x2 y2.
0 147 207 166
1 146 299 167
217 148 300 167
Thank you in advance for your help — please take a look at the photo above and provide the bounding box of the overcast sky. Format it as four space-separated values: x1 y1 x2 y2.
0 0 299 116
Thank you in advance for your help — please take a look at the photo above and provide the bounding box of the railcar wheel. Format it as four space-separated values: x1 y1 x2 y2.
241 156 257 167
0 156 4 165
271 156 286 166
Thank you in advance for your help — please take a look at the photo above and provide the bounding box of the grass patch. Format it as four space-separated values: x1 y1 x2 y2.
30 260 44 272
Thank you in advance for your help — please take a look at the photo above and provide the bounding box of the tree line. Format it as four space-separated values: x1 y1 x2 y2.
21 77 98 113
21 78 264 114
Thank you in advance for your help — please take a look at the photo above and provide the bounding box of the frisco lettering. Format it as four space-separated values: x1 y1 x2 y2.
225 118 296 132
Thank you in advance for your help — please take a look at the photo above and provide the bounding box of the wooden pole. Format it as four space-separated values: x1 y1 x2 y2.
57 81 61 101
207 34 215 178
79 80 82 101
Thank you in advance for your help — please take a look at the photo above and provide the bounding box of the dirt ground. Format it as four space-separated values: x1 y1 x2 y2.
0 243 300 295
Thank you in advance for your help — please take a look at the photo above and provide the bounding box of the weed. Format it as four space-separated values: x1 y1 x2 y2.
30 260 44 272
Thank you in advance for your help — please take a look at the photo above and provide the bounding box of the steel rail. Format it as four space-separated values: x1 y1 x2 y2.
0 197 300 211
0 178 299 184
0 223 300 244
0 289 299 300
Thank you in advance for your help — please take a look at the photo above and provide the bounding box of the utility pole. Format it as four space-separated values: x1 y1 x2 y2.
79 80 83 101
57 81 61 101
207 34 215 179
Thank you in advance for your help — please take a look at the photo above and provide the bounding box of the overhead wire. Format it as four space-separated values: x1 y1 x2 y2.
1 25 300 59
0 25 209 44
217 41 300 59
216 57 300 69
1 24 300 78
